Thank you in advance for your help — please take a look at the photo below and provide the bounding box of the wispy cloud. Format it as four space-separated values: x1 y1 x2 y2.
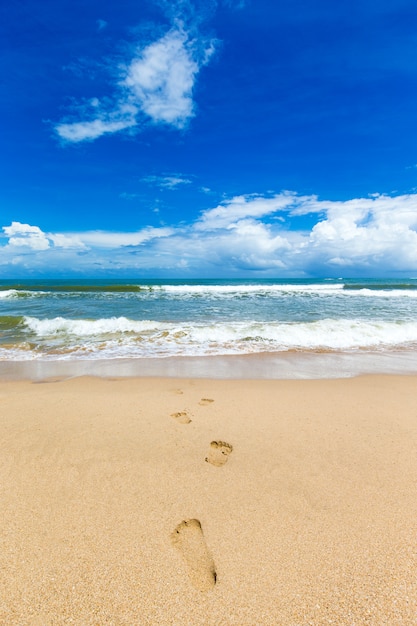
56 112 137 143
73 227 174 248
96 19 107 32
55 21 217 143
3 192 417 276
141 174 192 189
221 0 248 9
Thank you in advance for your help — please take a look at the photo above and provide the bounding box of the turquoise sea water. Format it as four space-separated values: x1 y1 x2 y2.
1 278 417 377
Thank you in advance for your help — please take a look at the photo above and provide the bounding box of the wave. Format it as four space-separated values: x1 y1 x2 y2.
0 315 24 330
0 316 414 360
159 283 345 293
23 316 161 336
351 288 417 298
344 281 417 291
2 282 345 298
0 289 47 299
0 290 22 299
0 284 144 293
157 284 417 299
3 282 417 300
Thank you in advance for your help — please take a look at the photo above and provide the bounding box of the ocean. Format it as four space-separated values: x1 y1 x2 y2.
1 278 417 379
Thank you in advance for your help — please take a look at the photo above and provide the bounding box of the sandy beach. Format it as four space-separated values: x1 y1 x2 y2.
1 374 416 625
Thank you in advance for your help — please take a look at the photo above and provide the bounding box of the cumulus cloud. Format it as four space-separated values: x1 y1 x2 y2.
2 192 417 276
195 192 301 230
123 28 206 127
55 24 216 143
3 222 50 251
181 218 292 271
307 194 417 271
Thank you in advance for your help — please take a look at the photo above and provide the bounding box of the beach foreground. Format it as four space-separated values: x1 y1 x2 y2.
1 375 416 625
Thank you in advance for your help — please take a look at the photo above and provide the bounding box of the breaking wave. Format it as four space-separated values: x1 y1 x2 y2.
0 315 415 360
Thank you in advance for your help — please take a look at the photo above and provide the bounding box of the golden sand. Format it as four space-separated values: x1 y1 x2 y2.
0 374 416 624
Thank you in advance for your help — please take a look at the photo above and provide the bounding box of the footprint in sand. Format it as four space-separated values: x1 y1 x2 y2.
199 398 214 406
205 441 233 466
171 519 217 591
170 411 192 424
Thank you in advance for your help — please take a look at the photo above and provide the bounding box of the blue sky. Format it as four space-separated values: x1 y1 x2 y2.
1 0 417 277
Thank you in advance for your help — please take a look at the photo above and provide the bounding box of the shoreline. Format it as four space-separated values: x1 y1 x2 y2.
1 373 417 623
1 349 417 381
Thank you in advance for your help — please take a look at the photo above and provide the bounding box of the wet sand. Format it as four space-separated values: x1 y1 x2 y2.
1 350 417 381
0 374 416 624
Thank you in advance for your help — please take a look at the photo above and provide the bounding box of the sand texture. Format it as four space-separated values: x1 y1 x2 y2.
0 374 416 625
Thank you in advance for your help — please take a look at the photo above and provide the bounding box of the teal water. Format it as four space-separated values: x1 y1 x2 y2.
1 278 417 362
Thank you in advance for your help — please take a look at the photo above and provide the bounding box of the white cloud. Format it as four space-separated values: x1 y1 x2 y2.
55 25 216 143
123 28 201 127
75 227 173 248
2 192 417 276
119 192 142 200
56 115 137 143
1 223 172 255
141 174 192 188
308 195 417 271
181 218 292 271
195 192 301 230
3 222 50 251
48 234 87 249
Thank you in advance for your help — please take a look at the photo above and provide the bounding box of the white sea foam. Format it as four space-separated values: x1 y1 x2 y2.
146 283 417 300
158 283 345 295
0 290 19 299
3 283 417 301
2 279 417 368
23 316 162 336
353 288 417 298
160 283 343 293
0 289 47 299
16 315 417 359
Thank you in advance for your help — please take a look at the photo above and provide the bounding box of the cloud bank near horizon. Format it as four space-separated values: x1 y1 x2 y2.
2 191 417 276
